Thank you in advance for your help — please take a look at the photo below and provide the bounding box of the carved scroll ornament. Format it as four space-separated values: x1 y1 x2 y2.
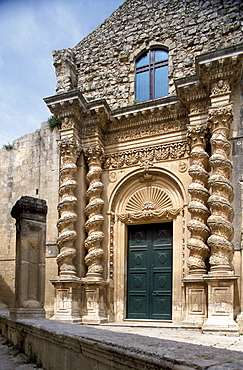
118 208 181 223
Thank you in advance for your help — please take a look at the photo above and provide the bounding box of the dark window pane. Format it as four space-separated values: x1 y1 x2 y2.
136 70 150 102
154 50 168 63
136 51 149 68
154 65 168 99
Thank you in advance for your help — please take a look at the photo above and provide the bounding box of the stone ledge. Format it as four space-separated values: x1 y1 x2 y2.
0 313 243 369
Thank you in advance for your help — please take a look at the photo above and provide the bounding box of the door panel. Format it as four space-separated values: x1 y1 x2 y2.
127 223 172 320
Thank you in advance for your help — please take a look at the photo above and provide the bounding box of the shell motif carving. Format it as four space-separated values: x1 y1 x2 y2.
84 144 105 281
186 124 210 274
207 104 234 272
118 186 181 223
57 138 81 277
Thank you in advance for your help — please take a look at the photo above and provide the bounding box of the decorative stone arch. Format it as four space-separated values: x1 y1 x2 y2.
108 167 187 322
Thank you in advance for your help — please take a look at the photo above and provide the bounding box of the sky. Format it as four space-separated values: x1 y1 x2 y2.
0 0 124 146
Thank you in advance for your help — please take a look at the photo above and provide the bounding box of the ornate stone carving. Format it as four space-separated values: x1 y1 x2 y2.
53 48 77 93
211 80 230 96
179 161 188 173
57 138 81 277
207 104 234 273
117 186 180 223
104 141 190 169
186 124 210 274
105 120 187 144
84 144 105 281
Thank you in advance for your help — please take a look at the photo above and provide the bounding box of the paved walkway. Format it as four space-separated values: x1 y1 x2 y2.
1 311 243 369
96 323 243 352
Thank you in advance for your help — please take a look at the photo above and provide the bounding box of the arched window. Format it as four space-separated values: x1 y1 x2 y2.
135 48 168 102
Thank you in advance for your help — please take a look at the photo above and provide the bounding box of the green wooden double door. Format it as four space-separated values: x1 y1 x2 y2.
127 223 173 320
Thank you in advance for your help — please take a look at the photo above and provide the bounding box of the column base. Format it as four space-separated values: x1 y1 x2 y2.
50 277 82 324
202 275 239 336
236 313 243 334
181 276 207 329
81 280 109 325
202 317 239 336
10 308 45 319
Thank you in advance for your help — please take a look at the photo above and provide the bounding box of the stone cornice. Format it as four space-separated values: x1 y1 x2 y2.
196 44 243 87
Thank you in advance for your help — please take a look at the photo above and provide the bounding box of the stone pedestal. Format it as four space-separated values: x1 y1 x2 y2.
81 281 108 324
181 277 207 329
50 278 82 323
10 196 47 319
202 275 239 335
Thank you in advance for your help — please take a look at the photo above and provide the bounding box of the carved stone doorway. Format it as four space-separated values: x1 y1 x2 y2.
127 222 173 320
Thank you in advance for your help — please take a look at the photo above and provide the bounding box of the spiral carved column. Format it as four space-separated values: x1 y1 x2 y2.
207 105 234 274
57 138 81 277
84 144 105 281
202 103 239 335
82 144 108 324
50 137 82 324
182 124 210 329
187 124 210 275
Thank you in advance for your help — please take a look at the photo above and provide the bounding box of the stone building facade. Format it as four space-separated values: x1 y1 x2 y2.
1 0 243 335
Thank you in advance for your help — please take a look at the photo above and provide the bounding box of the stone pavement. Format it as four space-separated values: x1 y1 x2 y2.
96 322 243 352
1 311 243 369
0 335 44 370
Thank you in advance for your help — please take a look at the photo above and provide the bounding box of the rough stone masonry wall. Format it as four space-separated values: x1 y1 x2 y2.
0 123 60 311
72 0 243 109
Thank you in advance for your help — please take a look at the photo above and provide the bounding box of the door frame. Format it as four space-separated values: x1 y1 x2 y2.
126 222 173 320
109 167 186 323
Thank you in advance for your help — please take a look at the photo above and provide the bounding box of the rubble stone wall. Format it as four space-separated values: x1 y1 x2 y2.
69 0 243 109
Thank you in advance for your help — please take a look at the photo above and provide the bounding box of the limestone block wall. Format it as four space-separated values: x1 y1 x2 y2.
0 123 60 312
61 0 243 109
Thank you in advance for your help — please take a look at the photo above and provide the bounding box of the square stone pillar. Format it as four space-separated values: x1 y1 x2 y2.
181 277 207 329
202 275 239 335
10 196 47 319
81 281 108 324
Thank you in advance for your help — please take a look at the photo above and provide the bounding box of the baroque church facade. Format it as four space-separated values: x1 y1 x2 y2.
1 0 243 335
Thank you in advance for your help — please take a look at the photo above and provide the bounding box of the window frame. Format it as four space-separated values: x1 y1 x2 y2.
135 48 169 102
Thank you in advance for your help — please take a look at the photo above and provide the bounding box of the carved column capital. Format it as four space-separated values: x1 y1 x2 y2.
187 124 208 148
207 104 233 132
58 137 82 159
84 143 104 166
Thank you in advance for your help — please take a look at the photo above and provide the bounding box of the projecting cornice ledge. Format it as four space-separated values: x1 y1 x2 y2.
196 43 243 86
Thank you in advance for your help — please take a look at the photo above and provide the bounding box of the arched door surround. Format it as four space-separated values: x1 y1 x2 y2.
109 167 186 322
